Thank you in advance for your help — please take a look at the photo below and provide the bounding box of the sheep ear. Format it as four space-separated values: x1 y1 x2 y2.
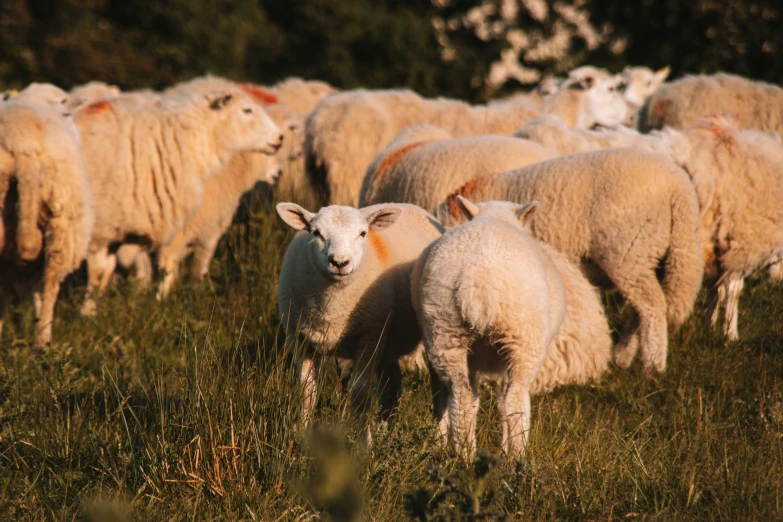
276 202 314 231
208 91 234 110
364 207 402 231
455 195 480 220
654 66 671 83
571 76 594 90
514 200 540 225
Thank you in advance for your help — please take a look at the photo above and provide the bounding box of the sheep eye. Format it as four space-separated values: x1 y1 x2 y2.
243 107 253 114
312 229 321 238
359 231 367 238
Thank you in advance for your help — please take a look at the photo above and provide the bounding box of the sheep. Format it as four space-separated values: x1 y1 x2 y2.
268 77 338 115
304 89 540 206
0 101 95 345
307 75 628 206
412 197 566 458
658 117 783 340
72 88 283 315
155 151 281 299
10 83 72 114
359 124 555 212
620 66 670 111
276 202 444 445
434 149 704 375
638 73 783 137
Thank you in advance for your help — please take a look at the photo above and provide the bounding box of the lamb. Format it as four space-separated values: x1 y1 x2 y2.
0 101 95 345
638 73 783 137
72 88 283 315
10 83 73 115
412 197 566 458
276 202 443 445
359 124 555 212
154 151 281 299
434 149 704 375
620 66 670 111
306 75 628 206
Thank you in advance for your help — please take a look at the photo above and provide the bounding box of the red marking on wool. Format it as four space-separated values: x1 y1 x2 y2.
239 83 278 105
375 141 427 182
368 231 389 263
653 99 671 118
446 175 491 218
82 99 112 115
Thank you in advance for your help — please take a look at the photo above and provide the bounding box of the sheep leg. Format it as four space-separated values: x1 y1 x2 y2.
710 281 728 330
81 248 117 316
768 253 783 281
133 252 153 289
428 359 450 442
34 270 60 347
375 359 402 425
348 347 380 448
500 333 543 458
300 353 318 427
722 276 744 341
14 153 43 262
610 269 669 376
613 313 640 369
191 236 220 281
156 255 180 301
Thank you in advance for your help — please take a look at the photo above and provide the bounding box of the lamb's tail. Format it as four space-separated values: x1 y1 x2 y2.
662 187 704 329
14 152 43 262
455 266 502 336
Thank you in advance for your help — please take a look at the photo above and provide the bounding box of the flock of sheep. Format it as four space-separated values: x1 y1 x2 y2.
2 64 783 459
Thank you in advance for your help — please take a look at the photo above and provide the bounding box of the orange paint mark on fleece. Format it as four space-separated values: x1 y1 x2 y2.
368 231 389 264
82 99 113 115
652 98 671 118
239 83 278 105
698 114 738 146
446 175 491 217
375 141 427 182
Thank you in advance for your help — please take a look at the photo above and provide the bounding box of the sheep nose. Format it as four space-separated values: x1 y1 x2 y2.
328 255 349 269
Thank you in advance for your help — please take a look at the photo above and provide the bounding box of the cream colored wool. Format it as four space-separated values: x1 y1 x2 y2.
277 203 443 446
0 101 95 346
155 151 281 299
412 198 566 458
73 88 282 315
434 149 703 375
359 124 555 212
304 89 541 206
69 81 121 105
639 73 783 136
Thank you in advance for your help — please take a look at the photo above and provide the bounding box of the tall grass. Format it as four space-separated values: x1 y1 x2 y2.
0 190 781 520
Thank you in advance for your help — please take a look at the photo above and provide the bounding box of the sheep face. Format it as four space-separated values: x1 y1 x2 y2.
276 204 401 280
13 83 71 115
579 75 628 128
207 90 283 156
621 66 670 108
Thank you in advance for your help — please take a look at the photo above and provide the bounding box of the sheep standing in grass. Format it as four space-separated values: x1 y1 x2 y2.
306 75 627 206
434 149 703 375
639 73 783 136
413 197 566 458
359 124 554 212
0 101 94 345
277 203 443 445
73 89 282 315
155 152 281 299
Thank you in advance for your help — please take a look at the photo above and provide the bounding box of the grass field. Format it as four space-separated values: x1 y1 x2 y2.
1 191 782 521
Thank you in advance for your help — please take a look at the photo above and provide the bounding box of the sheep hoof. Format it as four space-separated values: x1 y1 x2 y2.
80 299 97 317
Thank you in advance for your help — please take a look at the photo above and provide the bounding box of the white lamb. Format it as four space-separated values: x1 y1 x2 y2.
306 77 627 206
0 101 95 345
434 149 704 375
277 202 443 445
359 124 554 212
413 197 566 458
154 151 281 299
620 66 670 111
72 89 282 315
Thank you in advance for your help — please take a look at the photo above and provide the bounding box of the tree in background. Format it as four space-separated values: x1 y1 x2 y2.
0 0 780 100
